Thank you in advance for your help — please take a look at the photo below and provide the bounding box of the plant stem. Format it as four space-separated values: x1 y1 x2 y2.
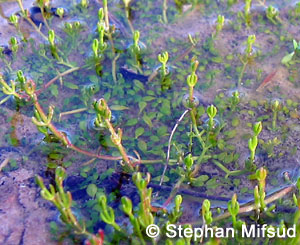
0 95 11 105
124 6 134 34
59 107 88 121
112 53 120 83
238 61 247 87
159 109 190 186
272 110 277 131
103 0 115 53
104 118 133 170
36 67 80 95
250 149 255 163
189 86 194 106
40 7 51 31
162 0 168 23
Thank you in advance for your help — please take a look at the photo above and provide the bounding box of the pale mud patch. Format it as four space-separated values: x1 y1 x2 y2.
0 168 56 245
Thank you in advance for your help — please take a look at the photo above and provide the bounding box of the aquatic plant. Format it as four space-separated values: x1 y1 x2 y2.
266 5 282 25
158 51 172 90
244 0 252 26
271 99 280 131
123 0 134 33
238 34 256 87
213 15 225 39
230 91 240 111
206 104 217 131
247 121 262 170
186 59 199 107
56 8 64 19
282 39 300 65
129 30 143 72
1 0 300 244
227 194 244 230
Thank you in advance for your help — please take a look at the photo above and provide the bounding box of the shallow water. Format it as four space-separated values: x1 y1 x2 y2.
1 0 300 243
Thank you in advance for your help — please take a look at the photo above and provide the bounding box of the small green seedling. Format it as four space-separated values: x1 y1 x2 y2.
9 14 19 28
262 137 280 158
56 8 64 19
227 194 244 230
81 0 89 8
130 30 143 72
202 199 213 225
158 51 172 90
245 34 256 57
48 30 60 60
294 2 300 18
244 0 252 26
99 195 122 231
230 90 240 111
184 154 194 181
186 59 199 107
92 39 99 58
252 168 267 212
92 16 108 75
168 195 183 223
158 51 169 77
271 100 280 131
10 37 18 54
266 5 282 25
213 15 225 39
247 121 262 170
123 0 134 33
207 104 218 130
281 39 300 65
238 34 256 86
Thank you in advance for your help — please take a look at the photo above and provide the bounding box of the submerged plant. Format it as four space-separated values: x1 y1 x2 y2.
48 29 59 60
206 104 218 131
158 51 172 90
230 90 240 111
244 0 252 26
184 153 194 182
93 98 134 170
2 0 300 244
266 5 282 25
202 199 213 225
213 15 225 39
10 37 18 56
271 99 280 131
162 0 168 23
227 194 245 230
123 0 134 33
262 137 281 158
238 34 256 87
247 121 262 170
56 8 64 19
129 30 143 73
186 59 199 107
36 167 103 243
252 168 268 213
281 39 300 65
